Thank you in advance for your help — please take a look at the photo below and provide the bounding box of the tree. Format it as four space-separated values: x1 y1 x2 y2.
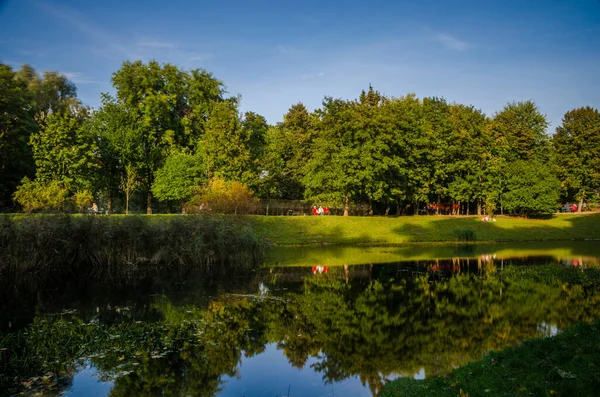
0 63 36 209
446 104 491 215
502 160 561 215
381 94 422 215
14 65 78 124
490 101 550 162
28 109 99 193
152 151 206 210
553 106 600 211
109 60 228 214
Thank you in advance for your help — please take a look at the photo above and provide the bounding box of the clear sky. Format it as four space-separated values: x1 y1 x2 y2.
1 0 599 130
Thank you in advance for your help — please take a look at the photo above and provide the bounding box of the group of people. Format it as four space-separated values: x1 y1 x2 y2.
481 215 497 222
312 205 330 216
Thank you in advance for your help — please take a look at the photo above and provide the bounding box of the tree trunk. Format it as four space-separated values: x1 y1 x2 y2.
126 192 130 215
396 198 401 216
458 200 461 216
466 202 469 216
436 195 440 215
385 205 390 216
368 198 373 216
107 197 112 214
146 190 152 215
344 192 349 217
477 199 481 216
578 190 585 213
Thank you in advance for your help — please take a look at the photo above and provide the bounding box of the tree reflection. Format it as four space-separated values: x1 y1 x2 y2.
2 260 600 396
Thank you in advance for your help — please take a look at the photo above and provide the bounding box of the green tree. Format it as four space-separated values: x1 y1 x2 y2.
446 104 491 215
490 101 550 162
28 109 99 193
14 65 78 124
109 60 228 214
553 106 600 210
0 63 36 209
502 160 561 215
152 151 206 209
381 94 422 215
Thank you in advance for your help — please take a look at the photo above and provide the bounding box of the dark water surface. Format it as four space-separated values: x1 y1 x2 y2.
2 242 600 396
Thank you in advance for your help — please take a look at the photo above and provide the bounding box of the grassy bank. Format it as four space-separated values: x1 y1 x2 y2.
380 318 600 397
247 213 600 245
265 241 600 267
0 215 265 277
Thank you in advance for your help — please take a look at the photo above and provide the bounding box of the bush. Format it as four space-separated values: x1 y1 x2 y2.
71 190 94 213
187 178 259 214
12 177 68 213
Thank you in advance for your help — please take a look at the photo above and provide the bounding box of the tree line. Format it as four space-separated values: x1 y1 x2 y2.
1 60 599 216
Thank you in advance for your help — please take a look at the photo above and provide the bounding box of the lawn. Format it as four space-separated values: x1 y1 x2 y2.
246 213 600 245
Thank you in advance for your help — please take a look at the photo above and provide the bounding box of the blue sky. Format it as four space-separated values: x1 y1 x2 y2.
1 0 599 130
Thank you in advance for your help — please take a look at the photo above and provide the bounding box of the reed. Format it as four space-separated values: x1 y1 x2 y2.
0 215 265 279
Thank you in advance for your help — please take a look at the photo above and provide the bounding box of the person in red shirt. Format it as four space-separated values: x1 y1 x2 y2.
324 207 330 215
312 206 318 216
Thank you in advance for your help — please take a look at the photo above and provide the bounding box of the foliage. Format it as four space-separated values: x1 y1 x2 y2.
189 177 259 214
490 100 550 162
12 177 68 212
553 106 600 206
152 151 206 204
71 190 94 213
28 109 99 193
0 63 36 209
502 160 561 215
1 60 600 216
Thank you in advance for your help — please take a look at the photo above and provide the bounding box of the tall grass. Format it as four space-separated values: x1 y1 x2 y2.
0 215 265 280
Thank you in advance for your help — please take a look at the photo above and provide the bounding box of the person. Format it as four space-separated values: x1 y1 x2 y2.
317 206 324 215
324 206 330 215
91 202 98 215
312 206 318 216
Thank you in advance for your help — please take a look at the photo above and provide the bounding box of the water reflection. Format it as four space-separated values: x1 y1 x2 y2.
1 244 600 396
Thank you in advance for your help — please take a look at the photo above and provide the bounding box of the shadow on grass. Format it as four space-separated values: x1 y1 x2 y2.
391 213 600 244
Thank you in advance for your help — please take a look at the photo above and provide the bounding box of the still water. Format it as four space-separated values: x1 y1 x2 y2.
2 242 600 396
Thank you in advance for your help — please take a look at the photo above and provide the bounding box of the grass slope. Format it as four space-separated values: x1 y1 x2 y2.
247 213 600 245
380 319 600 397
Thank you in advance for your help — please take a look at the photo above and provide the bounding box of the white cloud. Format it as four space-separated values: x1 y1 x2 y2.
63 72 106 84
434 33 470 51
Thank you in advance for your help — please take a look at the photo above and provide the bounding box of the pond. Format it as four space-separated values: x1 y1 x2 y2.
2 242 600 397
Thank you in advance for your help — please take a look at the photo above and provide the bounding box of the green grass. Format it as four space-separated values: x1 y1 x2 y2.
380 319 600 397
246 213 600 245
264 241 600 267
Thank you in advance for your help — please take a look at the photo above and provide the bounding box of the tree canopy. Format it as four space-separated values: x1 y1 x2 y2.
1 60 599 216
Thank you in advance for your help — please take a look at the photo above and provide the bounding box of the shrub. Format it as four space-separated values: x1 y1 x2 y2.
12 177 68 213
71 190 94 213
187 178 259 214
